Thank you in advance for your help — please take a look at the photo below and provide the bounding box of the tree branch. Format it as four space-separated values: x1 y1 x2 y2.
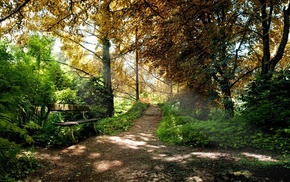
270 2 290 72
230 66 260 89
55 60 93 77
0 0 31 23
143 0 164 19
54 31 103 60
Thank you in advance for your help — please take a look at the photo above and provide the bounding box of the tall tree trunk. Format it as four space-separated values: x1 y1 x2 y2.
260 0 272 78
135 27 139 101
102 37 114 116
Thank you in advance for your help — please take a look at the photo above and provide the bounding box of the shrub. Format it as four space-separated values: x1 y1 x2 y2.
0 118 34 145
0 138 37 181
157 102 290 153
242 70 290 129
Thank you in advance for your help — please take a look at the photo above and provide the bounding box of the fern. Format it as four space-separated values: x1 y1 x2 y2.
0 103 34 144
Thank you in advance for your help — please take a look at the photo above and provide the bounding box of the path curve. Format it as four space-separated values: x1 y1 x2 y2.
25 105 289 182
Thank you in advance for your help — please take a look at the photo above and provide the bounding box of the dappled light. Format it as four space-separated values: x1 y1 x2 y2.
191 176 203 182
108 136 147 149
24 105 290 182
153 153 194 162
191 152 231 159
38 152 62 161
2 0 290 181
88 152 101 159
62 145 87 155
241 152 278 162
94 160 123 173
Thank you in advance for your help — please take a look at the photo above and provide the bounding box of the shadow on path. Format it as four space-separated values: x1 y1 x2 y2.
25 105 290 182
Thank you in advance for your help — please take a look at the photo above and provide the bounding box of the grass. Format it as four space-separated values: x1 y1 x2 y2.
96 101 149 135
157 103 290 154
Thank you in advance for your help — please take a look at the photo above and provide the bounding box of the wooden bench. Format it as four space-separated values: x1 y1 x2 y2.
47 104 99 141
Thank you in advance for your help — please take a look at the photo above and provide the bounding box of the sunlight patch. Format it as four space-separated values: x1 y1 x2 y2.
62 145 87 155
186 176 203 182
241 152 278 162
108 136 147 149
40 153 61 161
152 153 193 162
139 133 155 141
94 160 123 172
88 152 101 159
123 133 153 142
191 152 230 159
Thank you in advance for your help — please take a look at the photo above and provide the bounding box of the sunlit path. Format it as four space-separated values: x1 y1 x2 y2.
25 105 289 182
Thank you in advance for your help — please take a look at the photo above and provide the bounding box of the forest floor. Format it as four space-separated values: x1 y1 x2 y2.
25 105 290 182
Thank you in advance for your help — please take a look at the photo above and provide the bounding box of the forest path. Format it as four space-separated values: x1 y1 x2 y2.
25 105 289 182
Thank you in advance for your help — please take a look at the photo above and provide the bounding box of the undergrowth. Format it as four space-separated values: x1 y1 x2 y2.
157 103 290 154
0 138 37 182
96 102 148 135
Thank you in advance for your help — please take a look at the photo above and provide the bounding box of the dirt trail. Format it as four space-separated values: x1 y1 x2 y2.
25 105 290 182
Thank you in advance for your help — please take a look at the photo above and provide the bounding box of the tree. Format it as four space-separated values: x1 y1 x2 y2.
132 0 290 117
40 0 135 116
137 0 257 117
255 0 290 79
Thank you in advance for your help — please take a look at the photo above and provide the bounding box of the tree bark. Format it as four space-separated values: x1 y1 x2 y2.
102 37 114 116
135 27 140 101
260 1 290 79
220 79 234 118
260 0 272 77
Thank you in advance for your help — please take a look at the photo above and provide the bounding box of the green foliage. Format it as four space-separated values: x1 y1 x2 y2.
157 103 290 153
32 112 74 147
33 112 97 147
0 138 37 181
242 70 290 128
77 77 113 118
114 98 133 115
23 121 43 136
96 102 148 135
0 35 72 147
0 119 34 144
56 88 77 104
32 76 118 147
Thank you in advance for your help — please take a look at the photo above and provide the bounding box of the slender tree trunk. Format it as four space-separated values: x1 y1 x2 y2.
102 37 114 116
220 79 234 118
135 27 139 101
217 27 235 118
